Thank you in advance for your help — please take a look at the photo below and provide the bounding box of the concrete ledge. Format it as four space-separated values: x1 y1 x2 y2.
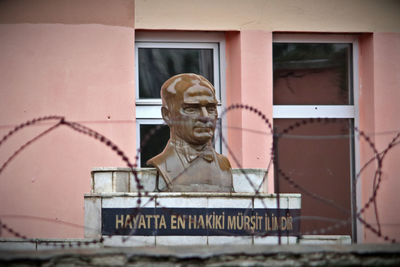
84 192 301 245
91 167 268 193
85 192 301 198
0 238 101 251
1 244 399 266
299 235 351 244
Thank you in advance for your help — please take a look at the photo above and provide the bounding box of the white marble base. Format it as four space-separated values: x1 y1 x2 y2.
299 235 351 244
84 192 301 246
91 167 268 193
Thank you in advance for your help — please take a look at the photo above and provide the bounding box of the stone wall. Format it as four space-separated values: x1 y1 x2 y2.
1 244 399 266
84 192 301 246
91 167 269 193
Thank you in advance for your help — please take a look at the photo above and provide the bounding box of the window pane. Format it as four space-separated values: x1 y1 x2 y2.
274 119 353 235
138 48 214 99
140 124 170 167
273 43 352 105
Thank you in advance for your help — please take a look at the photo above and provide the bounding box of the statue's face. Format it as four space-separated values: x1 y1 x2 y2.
170 83 218 145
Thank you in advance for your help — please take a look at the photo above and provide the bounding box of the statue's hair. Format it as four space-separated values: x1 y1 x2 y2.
161 73 215 108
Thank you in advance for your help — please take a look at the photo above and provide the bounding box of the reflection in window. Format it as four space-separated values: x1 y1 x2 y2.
140 124 170 167
273 43 352 105
274 119 353 235
138 48 214 99
273 39 356 238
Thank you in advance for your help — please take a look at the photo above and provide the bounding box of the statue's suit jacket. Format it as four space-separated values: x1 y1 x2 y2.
147 141 233 192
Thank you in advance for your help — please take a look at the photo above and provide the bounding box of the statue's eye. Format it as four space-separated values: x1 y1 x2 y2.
183 107 198 113
207 106 217 113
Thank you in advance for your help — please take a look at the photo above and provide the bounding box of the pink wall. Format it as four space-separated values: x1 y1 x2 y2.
229 31 400 241
239 31 273 170
1 1 399 244
359 33 400 243
225 31 273 192
225 31 243 167
358 33 376 243
0 2 135 238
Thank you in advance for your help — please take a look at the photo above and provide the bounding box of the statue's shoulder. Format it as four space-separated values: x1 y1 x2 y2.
146 144 176 168
146 145 178 189
215 152 232 171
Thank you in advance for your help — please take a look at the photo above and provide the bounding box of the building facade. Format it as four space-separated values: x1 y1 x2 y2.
0 0 399 243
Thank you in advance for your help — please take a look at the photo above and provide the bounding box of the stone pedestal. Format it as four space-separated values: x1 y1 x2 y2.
85 168 301 246
91 167 269 193
85 192 301 246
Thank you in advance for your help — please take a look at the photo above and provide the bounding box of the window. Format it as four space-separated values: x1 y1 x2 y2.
135 32 226 167
273 34 359 241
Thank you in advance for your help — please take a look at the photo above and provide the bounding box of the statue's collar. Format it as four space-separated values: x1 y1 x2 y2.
170 137 214 163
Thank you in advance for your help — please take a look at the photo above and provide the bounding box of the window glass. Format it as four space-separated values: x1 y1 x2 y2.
138 48 214 99
274 118 353 235
273 38 357 238
273 43 352 105
135 33 224 167
139 124 170 167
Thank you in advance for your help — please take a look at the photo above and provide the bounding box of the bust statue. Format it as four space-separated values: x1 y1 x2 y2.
147 73 234 192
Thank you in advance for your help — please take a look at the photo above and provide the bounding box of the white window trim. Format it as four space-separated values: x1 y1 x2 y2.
135 31 226 105
135 119 165 167
273 106 355 118
273 33 361 243
136 105 224 119
135 42 221 105
134 31 227 166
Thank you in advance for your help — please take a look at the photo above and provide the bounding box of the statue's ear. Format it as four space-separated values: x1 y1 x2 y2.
161 107 171 124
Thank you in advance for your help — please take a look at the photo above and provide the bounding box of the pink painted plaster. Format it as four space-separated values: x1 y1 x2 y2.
362 33 400 243
239 31 274 192
0 23 135 238
226 31 273 193
225 31 243 166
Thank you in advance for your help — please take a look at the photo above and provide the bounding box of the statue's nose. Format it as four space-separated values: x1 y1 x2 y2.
200 106 209 117
198 107 212 123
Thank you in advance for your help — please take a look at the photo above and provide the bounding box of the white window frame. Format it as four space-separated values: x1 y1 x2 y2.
272 33 361 242
135 31 227 166
135 42 221 105
135 119 165 167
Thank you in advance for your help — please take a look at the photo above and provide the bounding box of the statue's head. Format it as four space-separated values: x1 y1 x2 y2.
161 73 218 146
